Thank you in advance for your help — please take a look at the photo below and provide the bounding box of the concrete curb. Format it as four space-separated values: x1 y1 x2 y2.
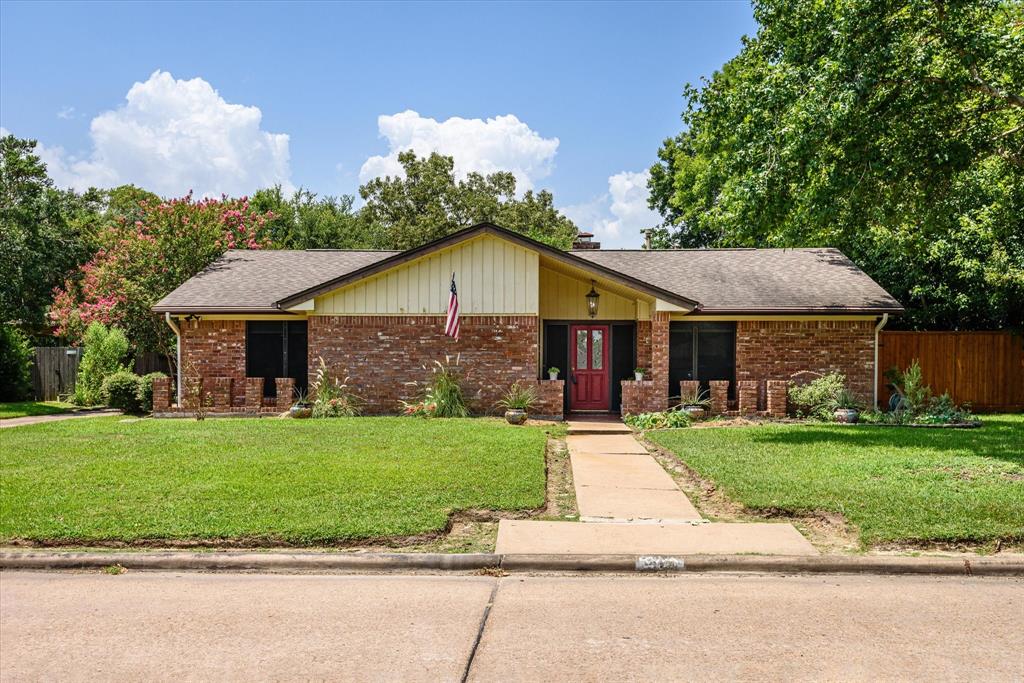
2 551 1022 576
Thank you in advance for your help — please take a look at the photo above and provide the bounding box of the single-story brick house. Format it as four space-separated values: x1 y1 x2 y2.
151 222 903 418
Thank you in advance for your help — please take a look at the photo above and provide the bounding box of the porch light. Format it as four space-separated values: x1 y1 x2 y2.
585 281 600 318
184 314 201 330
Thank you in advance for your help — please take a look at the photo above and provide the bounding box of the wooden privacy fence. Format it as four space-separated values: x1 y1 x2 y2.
877 331 1024 412
30 348 171 400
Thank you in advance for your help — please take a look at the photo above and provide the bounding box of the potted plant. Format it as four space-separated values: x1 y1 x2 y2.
634 367 646 381
497 383 538 425
678 386 711 420
830 388 861 424
548 366 560 380
289 388 313 419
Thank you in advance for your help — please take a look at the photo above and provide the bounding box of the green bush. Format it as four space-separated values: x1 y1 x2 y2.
0 324 33 402
787 372 848 420
73 323 129 406
310 357 363 417
136 372 168 413
624 408 692 431
402 356 469 418
101 370 142 413
497 383 538 412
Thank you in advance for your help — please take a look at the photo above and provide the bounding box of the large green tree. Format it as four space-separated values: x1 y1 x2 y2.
649 0 1023 330
252 186 370 249
359 151 578 250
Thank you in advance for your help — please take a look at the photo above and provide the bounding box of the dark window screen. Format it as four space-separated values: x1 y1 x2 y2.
669 322 736 400
543 323 569 415
246 321 308 398
611 323 635 412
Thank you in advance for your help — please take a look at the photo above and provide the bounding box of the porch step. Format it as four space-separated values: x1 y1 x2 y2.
566 420 632 435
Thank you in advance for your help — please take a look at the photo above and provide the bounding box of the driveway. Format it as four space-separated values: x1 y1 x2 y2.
2 571 1021 681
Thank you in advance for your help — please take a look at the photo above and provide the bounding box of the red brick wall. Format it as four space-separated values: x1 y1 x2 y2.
180 320 247 407
636 320 652 372
620 380 664 415
309 315 539 415
735 320 875 401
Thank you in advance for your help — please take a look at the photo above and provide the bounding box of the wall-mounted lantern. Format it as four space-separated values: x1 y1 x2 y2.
585 281 600 319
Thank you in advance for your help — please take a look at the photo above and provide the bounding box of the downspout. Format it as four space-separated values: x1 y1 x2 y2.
873 313 889 409
164 313 182 408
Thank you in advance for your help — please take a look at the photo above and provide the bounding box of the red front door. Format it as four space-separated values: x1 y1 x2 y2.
569 324 610 411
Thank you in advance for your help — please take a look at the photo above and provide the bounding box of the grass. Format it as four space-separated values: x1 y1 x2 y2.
0 416 549 545
0 401 75 420
647 414 1024 548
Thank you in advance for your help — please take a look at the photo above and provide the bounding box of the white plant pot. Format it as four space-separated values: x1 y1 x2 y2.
548 372 558 381
635 373 645 381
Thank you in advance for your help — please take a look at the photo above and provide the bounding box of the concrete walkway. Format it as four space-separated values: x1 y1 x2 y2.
497 419 818 556
0 409 119 429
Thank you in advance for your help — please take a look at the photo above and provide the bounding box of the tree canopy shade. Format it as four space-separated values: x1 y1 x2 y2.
648 0 1023 330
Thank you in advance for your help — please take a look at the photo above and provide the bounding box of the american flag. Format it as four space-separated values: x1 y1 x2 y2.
445 273 460 340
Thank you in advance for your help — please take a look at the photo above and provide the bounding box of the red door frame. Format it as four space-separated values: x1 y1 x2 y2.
569 324 610 411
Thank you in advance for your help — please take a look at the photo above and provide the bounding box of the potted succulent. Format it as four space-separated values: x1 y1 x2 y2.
498 383 538 425
289 388 313 419
634 367 646 381
679 386 711 420
830 388 861 424
548 366 560 380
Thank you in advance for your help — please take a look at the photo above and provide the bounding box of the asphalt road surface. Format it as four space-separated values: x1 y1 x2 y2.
2 571 1022 681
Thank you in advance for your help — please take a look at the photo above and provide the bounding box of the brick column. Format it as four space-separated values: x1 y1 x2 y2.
766 380 788 417
209 377 233 409
709 380 729 415
276 378 296 411
738 380 759 414
650 312 670 412
245 378 264 409
679 379 700 403
152 377 171 411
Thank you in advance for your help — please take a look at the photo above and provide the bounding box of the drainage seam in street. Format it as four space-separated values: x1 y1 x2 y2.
461 579 500 683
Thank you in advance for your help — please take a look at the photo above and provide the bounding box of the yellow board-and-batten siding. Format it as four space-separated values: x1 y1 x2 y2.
313 234 540 315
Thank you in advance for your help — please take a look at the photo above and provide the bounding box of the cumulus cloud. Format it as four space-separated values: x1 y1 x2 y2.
562 170 660 248
29 71 291 197
359 110 559 192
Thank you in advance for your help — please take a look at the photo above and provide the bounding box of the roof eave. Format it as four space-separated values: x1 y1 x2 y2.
151 305 302 315
691 306 905 316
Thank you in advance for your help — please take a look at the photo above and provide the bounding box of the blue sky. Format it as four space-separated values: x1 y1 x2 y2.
0 0 756 247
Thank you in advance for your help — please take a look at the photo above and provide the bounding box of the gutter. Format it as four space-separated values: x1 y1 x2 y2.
873 313 890 409
164 313 182 408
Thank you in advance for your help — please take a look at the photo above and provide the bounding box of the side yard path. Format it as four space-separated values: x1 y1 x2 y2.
496 420 818 556
646 414 1024 552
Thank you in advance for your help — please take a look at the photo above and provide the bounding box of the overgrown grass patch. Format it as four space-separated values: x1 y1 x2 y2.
0 416 549 544
647 415 1024 547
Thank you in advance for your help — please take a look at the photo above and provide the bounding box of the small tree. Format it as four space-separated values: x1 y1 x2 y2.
0 323 33 401
73 322 129 405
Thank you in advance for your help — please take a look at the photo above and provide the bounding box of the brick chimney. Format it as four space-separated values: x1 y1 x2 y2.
573 230 601 250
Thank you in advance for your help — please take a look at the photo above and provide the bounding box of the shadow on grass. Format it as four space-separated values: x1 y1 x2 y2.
0 402 72 419
744 415 1023 464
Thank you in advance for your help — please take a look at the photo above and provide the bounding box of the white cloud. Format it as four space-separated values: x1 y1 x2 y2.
30 70 291 197
56 106 76 120
359 110 559 192
562 170 660 248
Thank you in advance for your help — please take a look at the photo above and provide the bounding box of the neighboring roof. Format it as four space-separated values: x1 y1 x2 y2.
152 250 396 313
572 248 904 314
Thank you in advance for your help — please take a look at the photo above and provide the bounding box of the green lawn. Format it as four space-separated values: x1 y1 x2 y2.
0 401 75 420
648 415 1024 547
0 417 549 544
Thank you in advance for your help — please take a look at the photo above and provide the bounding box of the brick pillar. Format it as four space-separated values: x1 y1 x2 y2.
738 380 759 414
709 380 729 415
245 378 264 409
152 377 171 411
209 377 233 409
276 378 296 411
636 320 653 371
679 379 700 403
766 380 788 417
650 312 670 412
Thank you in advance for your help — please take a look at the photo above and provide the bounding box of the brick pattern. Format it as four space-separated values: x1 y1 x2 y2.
636 320 652 372
209 377 233 409
766 379 788 417
310 315 539 415
709 380 729 415
528 379 564 420
276 378 296 411
678 380 700 403
647 312 671 412
735 320 875 403
738 380 759 414
181 320 247 407
152 376 172 411
245 377 264 408
621 380 664 415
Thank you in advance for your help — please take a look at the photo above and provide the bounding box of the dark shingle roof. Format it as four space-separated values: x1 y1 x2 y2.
153 250 396 313
572 248 903 313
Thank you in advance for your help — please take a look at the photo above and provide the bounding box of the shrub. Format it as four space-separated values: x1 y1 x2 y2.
101 370 142 413
403 356 469 418
310 356 363 417
624 408 692 431
787 372 847 420
73 323 129 406
497 383 538 412
0 324 33 402
136 372 168 413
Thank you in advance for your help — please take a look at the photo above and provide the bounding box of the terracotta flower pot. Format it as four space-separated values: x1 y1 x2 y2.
833 408 859 424
504 409 527 425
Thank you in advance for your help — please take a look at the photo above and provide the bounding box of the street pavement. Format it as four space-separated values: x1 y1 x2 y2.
2 571 1022 681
